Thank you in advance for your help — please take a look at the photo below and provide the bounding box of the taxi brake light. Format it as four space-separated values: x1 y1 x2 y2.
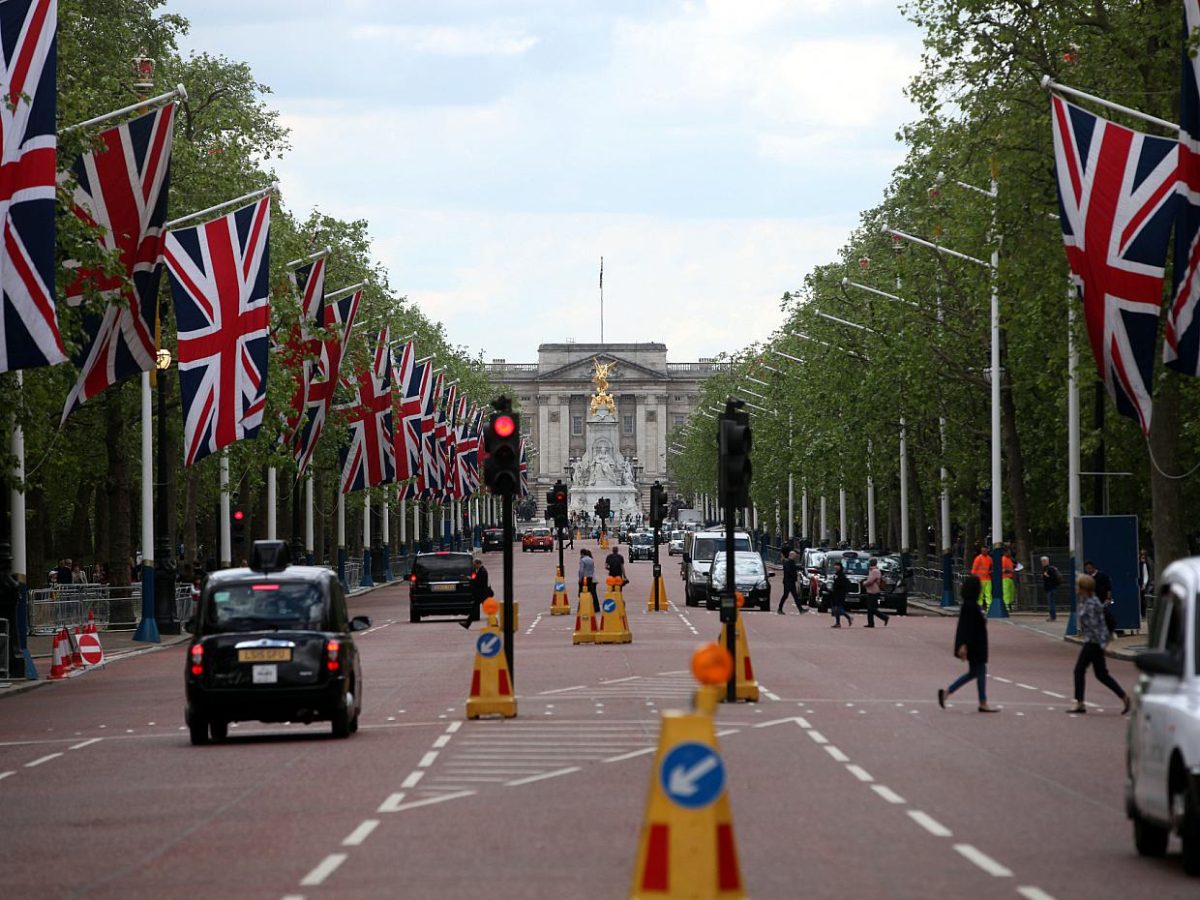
251 584 280 591
325 639 340 672
409 573 417 584
469 571 477 580
190 644 204 676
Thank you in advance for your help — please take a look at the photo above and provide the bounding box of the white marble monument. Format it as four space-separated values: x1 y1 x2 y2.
569 360 640 521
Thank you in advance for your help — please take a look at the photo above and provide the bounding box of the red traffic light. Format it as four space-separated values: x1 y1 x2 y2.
493 414 516 438
233 510 245 522
553 490 567 503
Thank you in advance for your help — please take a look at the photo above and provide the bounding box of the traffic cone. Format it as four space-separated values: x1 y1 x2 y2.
48 630 67 680
631 643 744 899
595 577 632 644
86 609 96 635
550 567 572 616
716 595 759 703
573 585 598 644
646 571 670 612
466 599 517 719
71 626 84 669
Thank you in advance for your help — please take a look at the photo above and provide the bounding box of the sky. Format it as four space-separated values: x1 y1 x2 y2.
171 0 924 363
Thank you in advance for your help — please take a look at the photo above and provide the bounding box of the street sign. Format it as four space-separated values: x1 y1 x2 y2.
602 598 617 614
477 633 502 659
660 742 725 809
78 632 103 666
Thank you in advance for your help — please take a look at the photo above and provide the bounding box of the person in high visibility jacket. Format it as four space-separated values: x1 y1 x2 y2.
970 545 993 610
1001 548 1016 611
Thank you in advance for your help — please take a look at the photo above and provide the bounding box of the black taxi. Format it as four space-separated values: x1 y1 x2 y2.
184 541 370 745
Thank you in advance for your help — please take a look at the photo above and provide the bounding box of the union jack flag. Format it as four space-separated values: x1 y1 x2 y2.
166 197 272 465
280 256 327 447
397 352 430 489
61 105 175 423
1169 0 1200 374
421 369 444 498
293 287 360 476
518 438 529 497
1051 94 1179 434
460 406 483 496
339 327 396 493
436 382 457 500
0 0 64 374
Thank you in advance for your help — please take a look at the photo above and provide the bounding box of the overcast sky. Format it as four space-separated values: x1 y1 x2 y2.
171 0 922 363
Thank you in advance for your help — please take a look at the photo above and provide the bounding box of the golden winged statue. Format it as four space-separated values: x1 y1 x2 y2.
589 358 617 415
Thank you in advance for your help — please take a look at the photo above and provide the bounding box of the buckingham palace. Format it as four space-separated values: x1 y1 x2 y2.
485 343 725 515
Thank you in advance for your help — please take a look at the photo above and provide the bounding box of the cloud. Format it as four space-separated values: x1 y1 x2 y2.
349 22 539 56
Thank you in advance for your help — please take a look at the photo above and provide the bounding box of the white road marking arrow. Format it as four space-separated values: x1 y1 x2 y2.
753 716 810 729
668 754 719 797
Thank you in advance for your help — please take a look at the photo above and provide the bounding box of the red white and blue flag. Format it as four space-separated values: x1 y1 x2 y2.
518 438 529 497
397 351 431 490
280 255 327 449
420 369 444 498
61 104 175 423
166 196 272 465
1169 0 1200 375
293 287 360 476
435 382 457 500
1051 93 1179 434
339 327 396 493
0 0 64 374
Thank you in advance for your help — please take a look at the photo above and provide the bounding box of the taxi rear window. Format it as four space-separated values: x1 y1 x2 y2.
208 583 325 631
415 555 472 579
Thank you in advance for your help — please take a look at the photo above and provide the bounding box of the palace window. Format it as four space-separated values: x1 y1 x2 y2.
572 414 583 436
623 415 634 435
673 414 686 428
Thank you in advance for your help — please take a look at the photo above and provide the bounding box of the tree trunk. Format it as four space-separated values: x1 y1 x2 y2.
1149 371 1188 581
910 455 928 564
1000 336 1033 565
183 465 199 579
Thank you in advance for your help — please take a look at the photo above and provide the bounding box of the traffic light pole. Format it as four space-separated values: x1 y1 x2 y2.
652 519 661 611
502 492 515 681
723 498 736 703
557 521 565 582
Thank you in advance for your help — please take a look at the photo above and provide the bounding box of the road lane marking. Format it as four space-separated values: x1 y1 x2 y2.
505 767 581 786
445 721 462 733
908 810 952 837
716 729 740 737
539 685 586 695
401 771 424 788
0 771 14 782
25 753 63 768
1042 691 1066 699
1017 887 1058 900
807 730 828 744
377 793 406 812
384 790 475 812
341 820 379 846
1016 683 1037 691
846 764 874 783
299 853 347 886
603 747 656 763
954 843 1012 877
524 613 543 635
69 738 102 750
433 735 451 748
418 751 439 768
871 785 906 804
600 676 641 684
755 716 810 729
824 746 849 763
994 677 1012 684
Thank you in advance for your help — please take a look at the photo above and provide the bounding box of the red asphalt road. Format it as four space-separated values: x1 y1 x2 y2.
0 540 1194 899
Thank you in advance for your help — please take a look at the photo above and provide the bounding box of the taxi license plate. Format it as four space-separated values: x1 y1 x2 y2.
238 647 292 663
252 665 278 684
432 583 456 592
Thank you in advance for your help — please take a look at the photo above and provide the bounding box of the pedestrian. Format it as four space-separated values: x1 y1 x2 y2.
863 557 889 627
71 562 86 584
829 562 853 628
1083 560 1111 603
606 544 627 586
1067 573 1130 714
1137 549 1153 618
778 550 805 614
970 544 993 610
1001 547 1016 612
1041 556 1061 621
937 575 998 712
578 548 597 611
55 558 72 588
459 557 492 630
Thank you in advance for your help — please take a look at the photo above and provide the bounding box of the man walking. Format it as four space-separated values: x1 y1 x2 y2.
863 557 889 627
829 562 852 628
459 557 492 630
970 544 993 610
1066 573 1130 715
778 550 805 614
605 544 627 586
1041 556 1061 621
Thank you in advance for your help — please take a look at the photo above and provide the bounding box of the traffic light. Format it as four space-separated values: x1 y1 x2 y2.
551 480 569 528
718 400 752 508
232 507 246 547
649 481 666 526
482 400 521 497
594 497 610 521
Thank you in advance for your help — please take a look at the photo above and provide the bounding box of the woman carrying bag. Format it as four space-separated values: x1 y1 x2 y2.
938 575 999 713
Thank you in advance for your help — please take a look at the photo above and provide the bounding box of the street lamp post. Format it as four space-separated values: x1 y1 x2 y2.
154 348 179 634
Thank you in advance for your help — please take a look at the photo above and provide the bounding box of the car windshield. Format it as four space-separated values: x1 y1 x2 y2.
670 532 683 542
692 537 751 561
712 553 765 579
414 555 471 579
208 582 325 631
833 556 870 576
632 534 653 545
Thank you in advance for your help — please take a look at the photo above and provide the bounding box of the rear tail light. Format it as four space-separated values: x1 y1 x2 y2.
409 573 417 584
469 571 477 581
190 644 204 676
325 640 340 672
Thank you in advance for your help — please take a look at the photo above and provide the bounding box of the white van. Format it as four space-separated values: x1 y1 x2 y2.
681 530 753 606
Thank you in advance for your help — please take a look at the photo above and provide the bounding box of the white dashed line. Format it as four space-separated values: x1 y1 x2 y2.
524 613 543 635
377 793 406 812
25 753 63 768
715 729 740 737
401 771 424 788
1017 886 1058 900
433 735 451 748
603 747 656 763
1016 683 1037 691
1042 691 1066 699
505 766 581 786
600 676 641 684
69 738 102 750
445 721 462 733
418 752 439 768
908 810 953 837
954 843 1012 877
824 745 850 763
807 730 828 745
871 785 906 804
341 820 379 846
299 853 347 886
381 790 475 812
846 764 874 783
539 685 585 695
994 677 1012 684
0 771 14 782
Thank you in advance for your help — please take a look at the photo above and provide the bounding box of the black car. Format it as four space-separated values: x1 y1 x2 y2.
628 533 655 561
481 529 503 552
409 551 476 623
184 541 370 745
877 555 910 616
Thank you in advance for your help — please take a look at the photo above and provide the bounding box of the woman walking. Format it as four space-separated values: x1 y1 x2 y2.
829 562 853 628
1067 573 1130 714
938 576 998 712
578 548 597 612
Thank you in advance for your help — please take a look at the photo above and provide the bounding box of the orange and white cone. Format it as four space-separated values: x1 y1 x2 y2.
71 626 84 669
49 630 67 680
550 567 572 615
466 598 517 719
86 609 97 635
595 577 632 644
716 595 759 703
573 585 598 644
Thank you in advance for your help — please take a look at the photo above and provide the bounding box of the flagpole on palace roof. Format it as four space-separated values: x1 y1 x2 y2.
60 84 187 134
164 183 278 231
599 256 604 344
285 246 331 268
1041 75 1178 133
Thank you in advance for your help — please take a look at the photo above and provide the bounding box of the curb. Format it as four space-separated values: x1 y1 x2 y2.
0 633 192 699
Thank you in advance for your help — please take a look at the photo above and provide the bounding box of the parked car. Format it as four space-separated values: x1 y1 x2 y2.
481 528 504 552
877 555 910 616
184 541 370 745
408 551 477 622
800 548 827 606
629 532 655 561
815 550 871 611
706 551 774 611
1126 557 1200 875
681 530 753 607
668 530 685 556
521 527 554 552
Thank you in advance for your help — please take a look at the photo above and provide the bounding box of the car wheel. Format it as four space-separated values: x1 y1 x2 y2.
188 712 210 746
209 719 229 742
332 688 354 739
760 599 770 612
1181 777 1200 875
896 599 908 616
409 605 421 623
1132 807 1169 858
685 588 698 607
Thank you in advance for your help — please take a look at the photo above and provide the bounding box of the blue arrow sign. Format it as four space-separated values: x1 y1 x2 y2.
602 598 617 614
554 582 565 592
476 633 501 659
660 742 725 809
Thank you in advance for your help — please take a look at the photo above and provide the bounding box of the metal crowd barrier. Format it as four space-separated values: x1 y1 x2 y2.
0 619 9 679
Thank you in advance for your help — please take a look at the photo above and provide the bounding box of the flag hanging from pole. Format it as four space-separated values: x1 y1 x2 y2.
1050 93 1178 434
0 0 65 375
280 256 327 447
61 104 176 423
420 369 444 499
398 351 431 490
518 438 529 497
166 196 272 465
1168 0 1200 374
339 327 396 493
293 287 360 476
